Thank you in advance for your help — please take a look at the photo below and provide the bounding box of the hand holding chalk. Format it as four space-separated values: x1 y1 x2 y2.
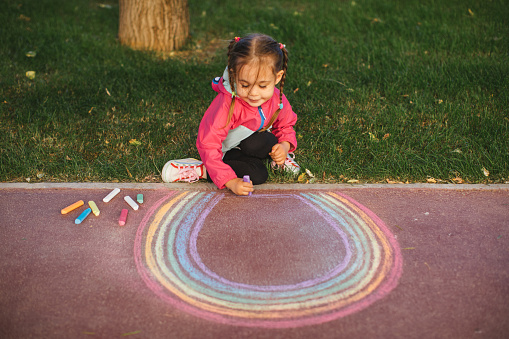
243 175 252 196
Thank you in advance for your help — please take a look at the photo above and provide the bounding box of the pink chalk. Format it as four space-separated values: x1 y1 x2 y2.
119 209 128 226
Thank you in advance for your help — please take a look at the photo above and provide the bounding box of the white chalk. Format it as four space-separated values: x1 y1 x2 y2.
103 188 120 203
124 195 139 211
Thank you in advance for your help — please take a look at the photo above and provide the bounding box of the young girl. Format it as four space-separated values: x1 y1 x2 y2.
162 33 300 195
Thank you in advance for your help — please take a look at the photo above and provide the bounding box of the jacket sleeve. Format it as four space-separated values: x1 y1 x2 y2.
196 94 238 189
271 94 298 152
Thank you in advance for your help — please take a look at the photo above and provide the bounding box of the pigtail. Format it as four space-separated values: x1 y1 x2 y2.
223 38 239 129
260 44 288 132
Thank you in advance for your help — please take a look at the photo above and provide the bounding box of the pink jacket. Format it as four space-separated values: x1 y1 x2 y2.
196 76 298 189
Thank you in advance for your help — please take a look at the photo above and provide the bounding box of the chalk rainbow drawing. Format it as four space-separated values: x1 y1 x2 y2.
134 191 402 328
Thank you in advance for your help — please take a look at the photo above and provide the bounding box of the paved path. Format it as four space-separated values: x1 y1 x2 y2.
0 183 508 338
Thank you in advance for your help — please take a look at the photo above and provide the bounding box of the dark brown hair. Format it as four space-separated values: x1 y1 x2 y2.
225 33 288 131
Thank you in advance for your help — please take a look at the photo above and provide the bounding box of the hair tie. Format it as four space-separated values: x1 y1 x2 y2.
279 103 283 109
234 37 241 43
279 43 286 50
231 91 236 98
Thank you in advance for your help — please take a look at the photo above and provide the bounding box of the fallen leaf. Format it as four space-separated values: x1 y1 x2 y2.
25 71 35 79
426 177 437 183
307 81 312 87
305 169 315 178
105 88 111 96
386 179 401 184
482 167 490 177
382 133 390 140
368 132 379 141
26 51 36 57
468 8 474 16
298 173 306 182
293 88 299 93
347 179 359 183
129 139 141 146
452 177 464 184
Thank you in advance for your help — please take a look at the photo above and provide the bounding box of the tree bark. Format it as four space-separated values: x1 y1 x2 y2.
118 0 189 52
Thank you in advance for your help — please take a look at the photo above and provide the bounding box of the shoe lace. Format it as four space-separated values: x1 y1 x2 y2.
178 167 199 183
284 152 296 166
272 153 297 170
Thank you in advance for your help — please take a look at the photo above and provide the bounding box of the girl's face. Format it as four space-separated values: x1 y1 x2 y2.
235 61 284 108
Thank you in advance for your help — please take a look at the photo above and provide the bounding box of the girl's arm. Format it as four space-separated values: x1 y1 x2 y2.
225 177 253 196
196 96 239 189
271 95 298 152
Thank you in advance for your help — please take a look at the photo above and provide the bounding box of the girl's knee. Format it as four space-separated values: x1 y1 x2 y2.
240 132 277 158
249 168 268 185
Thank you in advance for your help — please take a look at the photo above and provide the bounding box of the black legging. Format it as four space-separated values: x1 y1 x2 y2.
211 131 278 185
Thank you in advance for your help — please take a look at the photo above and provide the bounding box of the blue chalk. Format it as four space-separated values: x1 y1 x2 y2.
75 208 92 224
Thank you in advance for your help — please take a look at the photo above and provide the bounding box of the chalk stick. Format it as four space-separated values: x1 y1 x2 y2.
119 209 128 226
124 196 139 210
243 175 252 196
103 188 120 203
61 200 84 214
75 208 92 224
88 201 100 216
137 194 143 204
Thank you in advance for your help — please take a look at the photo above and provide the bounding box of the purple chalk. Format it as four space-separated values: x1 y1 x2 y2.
243 175 252 196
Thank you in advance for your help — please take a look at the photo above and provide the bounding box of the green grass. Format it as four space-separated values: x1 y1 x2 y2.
1 0 508 184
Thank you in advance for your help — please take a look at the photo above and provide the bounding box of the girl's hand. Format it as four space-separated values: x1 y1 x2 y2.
225 177 253 196
269 142 290 165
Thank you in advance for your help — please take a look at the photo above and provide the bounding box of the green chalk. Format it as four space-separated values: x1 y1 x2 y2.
137 194 143 204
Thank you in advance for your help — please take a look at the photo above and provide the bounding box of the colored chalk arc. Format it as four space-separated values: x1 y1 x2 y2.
134 192 403 328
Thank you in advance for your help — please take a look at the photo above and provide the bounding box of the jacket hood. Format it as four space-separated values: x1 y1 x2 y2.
212 67 234 95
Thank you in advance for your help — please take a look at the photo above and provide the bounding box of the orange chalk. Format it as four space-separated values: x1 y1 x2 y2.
61 200 84 214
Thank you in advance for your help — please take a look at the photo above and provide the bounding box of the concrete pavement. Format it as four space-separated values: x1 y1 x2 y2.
0 183 508 338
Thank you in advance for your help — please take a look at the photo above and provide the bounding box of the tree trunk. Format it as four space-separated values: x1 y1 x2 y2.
118 0 189 52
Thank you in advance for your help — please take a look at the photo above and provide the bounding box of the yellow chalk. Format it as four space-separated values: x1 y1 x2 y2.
88 201 100 216
61 200 84 214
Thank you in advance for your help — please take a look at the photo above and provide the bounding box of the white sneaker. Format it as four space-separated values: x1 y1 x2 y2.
161 158 207 183
271 153 300 175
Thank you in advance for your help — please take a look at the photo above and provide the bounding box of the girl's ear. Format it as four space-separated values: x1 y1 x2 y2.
275 70 284 85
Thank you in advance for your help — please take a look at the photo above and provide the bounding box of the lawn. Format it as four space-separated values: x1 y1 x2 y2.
1 0 508 184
